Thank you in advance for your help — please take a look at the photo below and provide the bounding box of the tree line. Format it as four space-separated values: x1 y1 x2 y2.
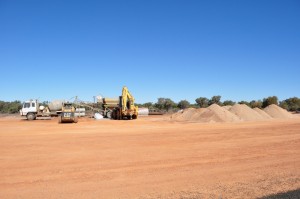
1 96 300 114
0 100 49 114
0 101 22 114
136 96 300 112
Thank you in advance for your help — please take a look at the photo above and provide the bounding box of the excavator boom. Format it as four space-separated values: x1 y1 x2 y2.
121 86 138 119
122 86 134 112
111 86 138 120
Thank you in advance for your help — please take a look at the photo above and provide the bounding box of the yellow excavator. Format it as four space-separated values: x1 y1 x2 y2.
111 86 138 120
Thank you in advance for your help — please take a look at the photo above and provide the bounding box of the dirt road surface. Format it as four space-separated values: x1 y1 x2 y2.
1 116 300 198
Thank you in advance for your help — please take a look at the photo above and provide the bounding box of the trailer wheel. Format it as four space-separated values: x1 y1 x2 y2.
27 113 35 121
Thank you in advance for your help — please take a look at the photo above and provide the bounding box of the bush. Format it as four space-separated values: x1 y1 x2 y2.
195 97 209 108
279 101 289 110
0 100 22 114
249 100 262 108
143 102 153 108
238 101 250 107
262 96 278 108
177 100 190 109
223 100 236 106
209 96 222 106
154 98 177 112
280 97 300 111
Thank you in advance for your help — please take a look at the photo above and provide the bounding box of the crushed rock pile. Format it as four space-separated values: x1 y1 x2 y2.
229 104 264 121
206 104 241 122
263 104 295 119
253 107 273 119
223 105 232 110
171 104 241 123
171 104 295 123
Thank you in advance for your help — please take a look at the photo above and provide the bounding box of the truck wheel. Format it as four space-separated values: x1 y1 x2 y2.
132 115 137 119
27 113 35 121
58 116 62 123
74 117 78 123
111 110 116 120
117 110 121 120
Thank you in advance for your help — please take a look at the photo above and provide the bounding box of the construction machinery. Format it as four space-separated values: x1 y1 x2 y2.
58 102 78 123
112 86 139 120
20 99 64 120
97 86 138 120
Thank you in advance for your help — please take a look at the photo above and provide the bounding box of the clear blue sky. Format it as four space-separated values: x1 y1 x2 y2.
1 0 299 104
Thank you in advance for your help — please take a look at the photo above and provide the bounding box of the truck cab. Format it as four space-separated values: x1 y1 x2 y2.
20 100 38 120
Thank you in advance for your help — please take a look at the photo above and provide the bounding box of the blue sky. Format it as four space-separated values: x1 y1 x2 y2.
1 0 299 104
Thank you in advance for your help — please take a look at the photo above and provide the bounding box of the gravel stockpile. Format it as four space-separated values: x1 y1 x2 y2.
263 104 295 119
171 104 241 123
228 104 264 121
171 104 295 123
207 104 241 122
253 108 273 119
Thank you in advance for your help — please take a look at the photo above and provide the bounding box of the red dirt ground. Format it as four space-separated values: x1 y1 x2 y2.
0 116 300 198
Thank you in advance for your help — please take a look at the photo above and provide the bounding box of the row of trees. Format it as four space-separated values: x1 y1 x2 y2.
137 96 300 112
1 96 299 114
0 101 22 114
0 101 50 114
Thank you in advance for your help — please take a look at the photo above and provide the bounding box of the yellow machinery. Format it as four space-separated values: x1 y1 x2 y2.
58 102 78 123
111 86 138 120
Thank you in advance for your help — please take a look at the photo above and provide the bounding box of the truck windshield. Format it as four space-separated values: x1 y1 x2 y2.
23 103 30 108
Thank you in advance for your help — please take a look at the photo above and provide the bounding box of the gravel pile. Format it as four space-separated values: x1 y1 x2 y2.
171 104 295 123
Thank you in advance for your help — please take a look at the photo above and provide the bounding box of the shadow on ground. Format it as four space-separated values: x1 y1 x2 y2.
258 189 300 199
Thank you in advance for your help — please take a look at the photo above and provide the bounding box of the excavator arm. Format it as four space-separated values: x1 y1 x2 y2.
121 86 135 112
119 86 138 119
